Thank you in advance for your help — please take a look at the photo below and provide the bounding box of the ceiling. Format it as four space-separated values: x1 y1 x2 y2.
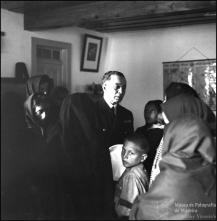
1 1 216 32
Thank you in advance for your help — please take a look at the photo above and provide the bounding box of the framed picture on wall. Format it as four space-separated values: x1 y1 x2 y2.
80 34 103 72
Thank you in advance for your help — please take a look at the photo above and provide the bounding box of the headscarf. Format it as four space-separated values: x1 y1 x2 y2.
161 94 216 135
26 74 53 97
24 93 58 137
130 115 216 220
161 115 216 170
165 82 199 100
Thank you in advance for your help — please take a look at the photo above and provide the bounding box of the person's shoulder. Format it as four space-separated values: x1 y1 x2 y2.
135 125 148 134
127 164 147 177
118 104 133 115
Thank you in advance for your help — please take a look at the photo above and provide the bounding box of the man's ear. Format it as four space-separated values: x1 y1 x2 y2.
140 154 147 162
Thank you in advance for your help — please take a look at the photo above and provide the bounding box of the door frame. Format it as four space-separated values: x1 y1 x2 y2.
31 37 72 91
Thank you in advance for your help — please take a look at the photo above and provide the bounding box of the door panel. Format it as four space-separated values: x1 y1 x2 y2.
37 59 63 87
32 37 71 91
36 46 64 87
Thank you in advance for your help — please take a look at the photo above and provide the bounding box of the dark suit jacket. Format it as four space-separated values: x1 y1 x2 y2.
94 97 134 148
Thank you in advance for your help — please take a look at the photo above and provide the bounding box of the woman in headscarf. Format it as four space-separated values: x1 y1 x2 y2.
149 93 216 186
130 115 216 220
24 74 54 129
24 93 60 137
25 74 53 98
164 82 216 136
5 93 64 219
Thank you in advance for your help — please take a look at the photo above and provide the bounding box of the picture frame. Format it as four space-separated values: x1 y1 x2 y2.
80 34 103 72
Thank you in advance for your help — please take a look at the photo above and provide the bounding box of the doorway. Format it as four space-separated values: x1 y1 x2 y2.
32 37 71 90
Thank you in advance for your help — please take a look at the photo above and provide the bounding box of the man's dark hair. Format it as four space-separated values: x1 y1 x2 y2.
165 82 199 100
101 71 126 85
124 133 150 154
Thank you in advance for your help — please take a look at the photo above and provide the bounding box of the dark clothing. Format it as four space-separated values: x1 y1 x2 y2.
94 97 134 148
2 92 64 219
59 93 116 219
130 115 216 220
24 75 53 129
135 126 163 177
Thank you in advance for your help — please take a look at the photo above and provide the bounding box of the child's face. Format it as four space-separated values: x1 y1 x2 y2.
121 141 146 168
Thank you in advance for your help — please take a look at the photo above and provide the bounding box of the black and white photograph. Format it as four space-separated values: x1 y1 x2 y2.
1 1 216 220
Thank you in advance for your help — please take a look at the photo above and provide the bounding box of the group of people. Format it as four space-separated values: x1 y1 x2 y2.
4 70 216 220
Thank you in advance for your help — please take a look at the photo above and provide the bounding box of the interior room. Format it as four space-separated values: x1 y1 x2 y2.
1 1 216 220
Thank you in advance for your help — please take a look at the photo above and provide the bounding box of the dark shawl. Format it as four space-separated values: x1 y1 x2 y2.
2 94 63 219
59 93 115 219
130 115 216 220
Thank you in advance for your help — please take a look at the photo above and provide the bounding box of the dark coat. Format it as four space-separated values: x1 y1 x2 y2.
130 115 216 220
59 93 116 219
94 97 134 148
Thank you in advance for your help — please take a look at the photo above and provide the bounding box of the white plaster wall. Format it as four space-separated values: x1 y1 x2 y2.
105 24 216 129
1 9 108 93
1 9 216 129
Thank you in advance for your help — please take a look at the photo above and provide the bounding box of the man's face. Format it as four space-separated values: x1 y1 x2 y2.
102 74 126 105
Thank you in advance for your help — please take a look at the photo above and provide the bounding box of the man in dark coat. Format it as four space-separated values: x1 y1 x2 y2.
95 71 134 148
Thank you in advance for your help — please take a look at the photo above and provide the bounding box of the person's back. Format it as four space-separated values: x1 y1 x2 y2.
149 83 216 187
135 100 164 177
114 133 149 219
130 115 216 220
59 93 115 219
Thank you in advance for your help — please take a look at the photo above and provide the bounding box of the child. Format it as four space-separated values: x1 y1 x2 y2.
135 100 164 178
114 133 149 219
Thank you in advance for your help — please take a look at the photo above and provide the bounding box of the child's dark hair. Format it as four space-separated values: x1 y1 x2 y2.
124 133 150 154
144 100 163 125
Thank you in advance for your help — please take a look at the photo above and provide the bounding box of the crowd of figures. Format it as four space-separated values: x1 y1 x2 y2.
2 71 216 220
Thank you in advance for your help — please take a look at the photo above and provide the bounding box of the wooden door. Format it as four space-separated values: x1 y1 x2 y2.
32 37 71 91
36 46 63 87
